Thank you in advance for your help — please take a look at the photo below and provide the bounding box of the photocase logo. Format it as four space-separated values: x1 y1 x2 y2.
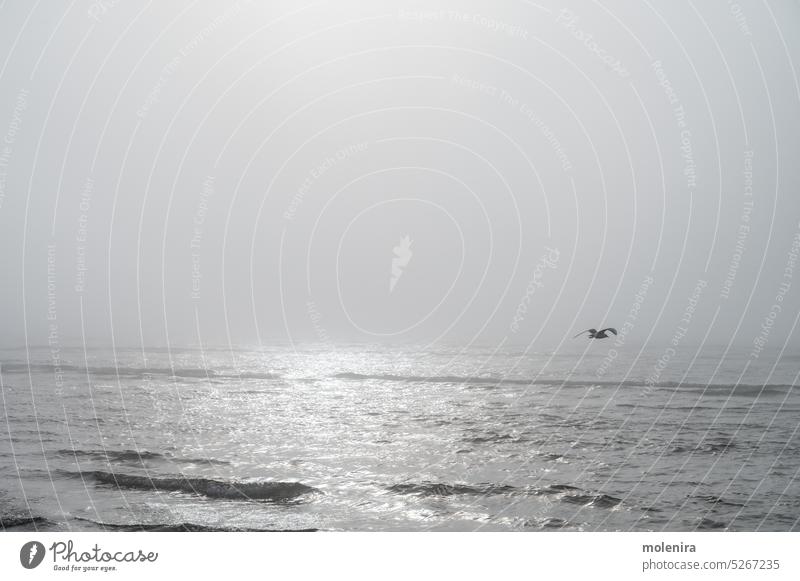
390 235 413 293
20 541 46 569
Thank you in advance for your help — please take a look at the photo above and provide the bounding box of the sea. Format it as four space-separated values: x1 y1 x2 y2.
1 343 798 532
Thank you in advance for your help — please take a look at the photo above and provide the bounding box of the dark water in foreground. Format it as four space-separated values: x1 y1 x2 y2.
1 344 798 531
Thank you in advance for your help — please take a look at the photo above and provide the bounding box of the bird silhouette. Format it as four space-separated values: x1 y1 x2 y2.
574 327 617 339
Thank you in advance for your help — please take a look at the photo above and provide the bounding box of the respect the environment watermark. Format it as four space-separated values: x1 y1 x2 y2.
509 247 560 334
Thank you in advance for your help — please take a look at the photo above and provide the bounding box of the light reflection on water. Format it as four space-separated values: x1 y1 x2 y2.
1 344 798 531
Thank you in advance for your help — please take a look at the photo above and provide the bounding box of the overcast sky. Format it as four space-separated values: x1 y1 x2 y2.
0 0 799 351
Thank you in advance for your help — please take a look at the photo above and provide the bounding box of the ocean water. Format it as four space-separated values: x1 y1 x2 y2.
1 343 798 532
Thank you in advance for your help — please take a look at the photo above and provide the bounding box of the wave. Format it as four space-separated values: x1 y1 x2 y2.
537 484 624 509
335 372 526 386
693 495 745 508
333 372 797 394
462 433 531 445
386 481 626 509
523 516 572 529
1 363 281 382
72 470 319 501
669 437 736 455
560 492 623 509
56 449 230 466
542 484 581 492
387 482 518 497
697 517 727 530
1 514 51 530
71 517 316 532
5 362 793 394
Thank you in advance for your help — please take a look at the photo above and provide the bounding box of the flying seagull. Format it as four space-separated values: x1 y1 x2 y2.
574 327 617 339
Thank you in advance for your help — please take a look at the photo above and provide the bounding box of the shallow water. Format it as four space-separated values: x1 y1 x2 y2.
1 344 798 531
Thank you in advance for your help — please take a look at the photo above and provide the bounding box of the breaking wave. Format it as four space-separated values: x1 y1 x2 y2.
386 481 628 509
387 482 518 496
72 517 317 532
73 470 319 501
1 514 52 530
56 449 230 465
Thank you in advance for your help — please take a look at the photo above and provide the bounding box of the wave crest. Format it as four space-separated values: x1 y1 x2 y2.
57 449 230 465
387 482 518 496
72 517 317 532
75 470 318 501
387 481 629 510
333 372 796 394
1 514 50 529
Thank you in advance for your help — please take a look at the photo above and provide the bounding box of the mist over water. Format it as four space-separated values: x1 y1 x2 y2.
1 1 800 531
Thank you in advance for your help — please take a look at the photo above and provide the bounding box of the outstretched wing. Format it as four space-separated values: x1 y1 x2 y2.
600 328 617 335
573 328 596 338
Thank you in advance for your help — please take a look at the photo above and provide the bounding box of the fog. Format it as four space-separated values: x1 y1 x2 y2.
0 0 798 351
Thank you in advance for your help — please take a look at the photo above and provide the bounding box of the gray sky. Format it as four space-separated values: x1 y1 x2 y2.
0 0 799 351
